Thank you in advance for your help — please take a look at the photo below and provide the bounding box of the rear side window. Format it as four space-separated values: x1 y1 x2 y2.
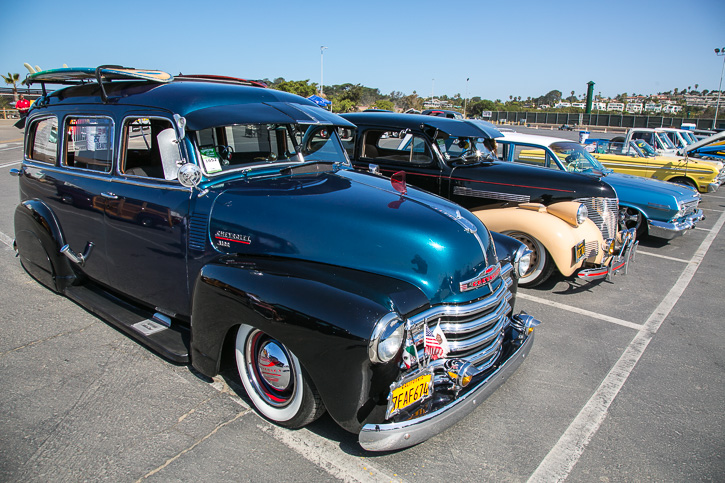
362 129 433 166
63 117 114 172
27 117 59 164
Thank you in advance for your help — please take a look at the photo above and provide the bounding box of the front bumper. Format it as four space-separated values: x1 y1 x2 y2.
707 183 719 193
648 209 705 240
358 330 534 452
576 228 638 282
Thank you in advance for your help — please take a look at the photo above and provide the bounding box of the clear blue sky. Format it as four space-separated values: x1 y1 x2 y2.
3 0 724 101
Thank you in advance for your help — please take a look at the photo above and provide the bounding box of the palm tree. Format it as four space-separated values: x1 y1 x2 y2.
2 73 20 102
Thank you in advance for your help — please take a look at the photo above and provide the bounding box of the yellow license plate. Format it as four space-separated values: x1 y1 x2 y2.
387 371 433 418
574 240 586 262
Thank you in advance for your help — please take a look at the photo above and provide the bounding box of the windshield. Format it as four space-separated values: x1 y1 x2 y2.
194 123 349 175
436 136 482 161
681 131 698 144
632 139 658 156
655 132 676 150
549 142 607 173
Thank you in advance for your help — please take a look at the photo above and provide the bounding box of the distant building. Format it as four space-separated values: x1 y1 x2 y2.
571 102 585 109
554 102 571 108
607 102 625 112
644 103 663 113
592 102 607 110
662 104 683 114
626 103 643 113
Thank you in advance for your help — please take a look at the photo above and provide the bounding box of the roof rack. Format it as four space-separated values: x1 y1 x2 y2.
26 65 174 102
174 74 267 88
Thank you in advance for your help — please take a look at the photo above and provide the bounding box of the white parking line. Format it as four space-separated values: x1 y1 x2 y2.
517 293 643 330
702 208 725 212
208 376 401 483
0 231 12 248
635 250 689 263
704 194 725 199
694 226 711 231
527 208 725 483
0 161 22 169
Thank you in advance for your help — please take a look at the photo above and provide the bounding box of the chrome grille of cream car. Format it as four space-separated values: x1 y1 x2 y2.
576 197 619 240
408 264 513 372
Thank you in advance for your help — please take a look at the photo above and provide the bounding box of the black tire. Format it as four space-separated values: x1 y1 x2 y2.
618 206 647 238
235 325 325 428
504 231 555 287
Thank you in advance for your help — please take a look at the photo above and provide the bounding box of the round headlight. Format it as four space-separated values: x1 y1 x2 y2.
576 203 589 225
514 245 532 278
517 251 532 277
368 313 405 364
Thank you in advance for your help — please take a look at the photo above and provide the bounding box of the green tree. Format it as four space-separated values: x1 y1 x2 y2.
373 100 394 111
331 99 356 113
273 79 317 98
2 73 20 102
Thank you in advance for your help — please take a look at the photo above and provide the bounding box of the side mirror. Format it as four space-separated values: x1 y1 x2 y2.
178 163 202 188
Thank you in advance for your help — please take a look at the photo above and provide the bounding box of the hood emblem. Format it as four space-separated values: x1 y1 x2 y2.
460 263 500 292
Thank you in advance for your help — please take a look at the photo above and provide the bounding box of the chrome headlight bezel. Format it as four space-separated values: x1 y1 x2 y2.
576 203 589 225
513 244 533 279
368 313 405 364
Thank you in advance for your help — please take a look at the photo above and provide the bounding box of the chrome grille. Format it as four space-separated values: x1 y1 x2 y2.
408 266 513 372
680 199 699 216
576 197 619 240
585 240 599 258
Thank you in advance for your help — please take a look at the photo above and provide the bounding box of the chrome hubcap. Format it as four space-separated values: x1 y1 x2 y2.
245 330 295 407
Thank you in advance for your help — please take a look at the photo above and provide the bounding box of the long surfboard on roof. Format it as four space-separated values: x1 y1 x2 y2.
27 65 173 85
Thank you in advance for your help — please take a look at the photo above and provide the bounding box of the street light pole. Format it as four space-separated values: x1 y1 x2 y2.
320 46 328 96
464 77 469 118
713 47 725 130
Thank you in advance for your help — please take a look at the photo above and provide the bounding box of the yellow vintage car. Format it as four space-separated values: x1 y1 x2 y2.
584 135 725 193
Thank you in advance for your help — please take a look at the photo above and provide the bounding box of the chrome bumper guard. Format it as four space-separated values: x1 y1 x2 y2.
647 209 705 240
576 228 638 282
707 183 719 193
359 315 538 452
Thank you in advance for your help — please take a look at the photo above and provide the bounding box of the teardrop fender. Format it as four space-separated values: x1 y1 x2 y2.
471 206 605 277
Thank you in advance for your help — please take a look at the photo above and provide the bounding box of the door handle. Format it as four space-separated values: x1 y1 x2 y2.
101 192 118 200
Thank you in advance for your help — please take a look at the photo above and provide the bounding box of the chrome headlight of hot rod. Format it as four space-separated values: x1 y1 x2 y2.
369 313 405 363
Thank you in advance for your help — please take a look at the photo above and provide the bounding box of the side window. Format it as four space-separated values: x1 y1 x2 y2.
512 145 548 167
339 127 355 157
122 118 180 180
63 117 113 172
27 117 58 164
362 130 432 165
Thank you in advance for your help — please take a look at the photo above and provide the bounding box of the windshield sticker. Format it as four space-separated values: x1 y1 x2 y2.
200 148 222 173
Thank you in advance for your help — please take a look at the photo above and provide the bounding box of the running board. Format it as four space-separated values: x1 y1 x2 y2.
65 285 190 363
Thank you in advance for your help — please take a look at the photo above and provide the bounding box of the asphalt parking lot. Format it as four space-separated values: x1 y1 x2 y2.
1 120 723 482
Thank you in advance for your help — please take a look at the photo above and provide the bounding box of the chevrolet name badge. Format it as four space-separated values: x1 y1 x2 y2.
460 264 501 292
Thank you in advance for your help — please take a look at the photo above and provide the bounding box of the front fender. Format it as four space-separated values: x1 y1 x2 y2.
473 206 604 276
14 199 76 292
190 256 429 433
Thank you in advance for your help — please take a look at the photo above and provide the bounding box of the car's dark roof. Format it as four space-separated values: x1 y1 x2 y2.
43 79 311 116
33 78 354 129
342 112 499 138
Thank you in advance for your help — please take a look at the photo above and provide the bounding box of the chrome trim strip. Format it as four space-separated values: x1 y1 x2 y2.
453 186 530 203
359 332 534 452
